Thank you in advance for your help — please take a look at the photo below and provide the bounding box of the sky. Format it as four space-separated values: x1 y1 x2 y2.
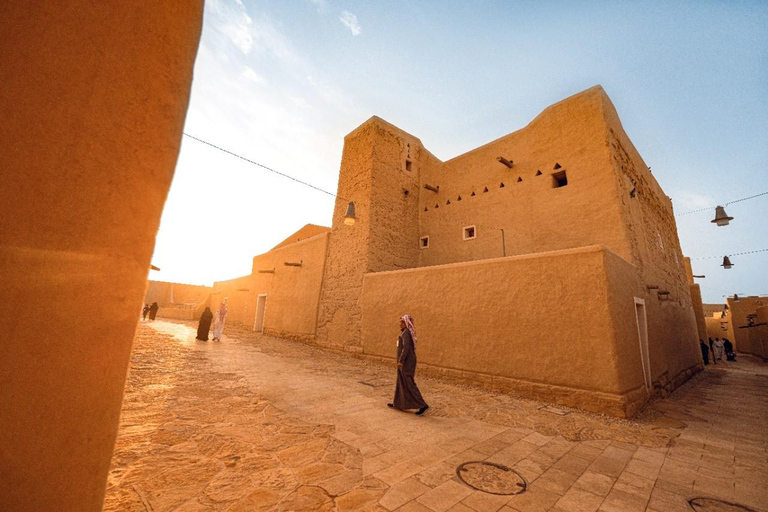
149 0 768 304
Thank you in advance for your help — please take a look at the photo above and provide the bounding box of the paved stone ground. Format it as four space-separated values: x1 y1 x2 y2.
104 320 768 512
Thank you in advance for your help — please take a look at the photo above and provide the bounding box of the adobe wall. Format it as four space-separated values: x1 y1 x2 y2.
705 313 730 341
210 275 255 327
753 306 768 360
726 296 767 353
689 285 708 342
601 89 702 392
251 232 330 341
315 119 426 350
153 305 200 321
361 246 652 417
684 258 708 341
0 2 203 511
270 224 330 250
144 280 212 306
418 87 632 267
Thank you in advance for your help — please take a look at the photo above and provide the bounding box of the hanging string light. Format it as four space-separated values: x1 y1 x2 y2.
676 190 768 217
711 205 734 226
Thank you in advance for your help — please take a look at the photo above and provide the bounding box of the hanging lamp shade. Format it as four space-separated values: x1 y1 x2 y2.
721 256 733 269
343 201 356 226
711 205 733 226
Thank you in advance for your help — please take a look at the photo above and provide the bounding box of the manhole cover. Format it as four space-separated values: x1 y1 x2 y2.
455 461 527 495
689 497 757 512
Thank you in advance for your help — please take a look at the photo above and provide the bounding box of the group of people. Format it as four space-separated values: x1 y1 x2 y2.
196 298 228 342
699 337 735 365
141 302 159 321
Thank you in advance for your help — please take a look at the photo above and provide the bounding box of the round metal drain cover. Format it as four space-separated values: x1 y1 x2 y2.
455 461 527 495
689 497 757 512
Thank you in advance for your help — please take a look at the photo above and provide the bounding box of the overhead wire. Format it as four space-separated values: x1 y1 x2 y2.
183 132 345 201
676 191 768 216
691 248 768 260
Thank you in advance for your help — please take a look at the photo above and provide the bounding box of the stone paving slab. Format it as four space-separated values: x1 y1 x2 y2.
104 321 768 511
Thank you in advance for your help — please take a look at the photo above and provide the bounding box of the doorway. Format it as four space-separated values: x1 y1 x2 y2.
254 294 267 333
634 298 651 392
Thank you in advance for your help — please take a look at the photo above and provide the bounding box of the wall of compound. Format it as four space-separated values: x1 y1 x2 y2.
417 87 631 269
144 280 212 306
315 119 428 350
360 246 651 417
250 232 329 342
726 296 767 353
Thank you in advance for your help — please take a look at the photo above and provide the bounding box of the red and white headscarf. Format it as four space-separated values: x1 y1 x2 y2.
400 314 417 344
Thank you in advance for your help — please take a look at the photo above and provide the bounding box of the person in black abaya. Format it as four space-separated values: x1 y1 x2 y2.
148 302 159 321
196 307 214 341
388 314 429 415
700 339 710 365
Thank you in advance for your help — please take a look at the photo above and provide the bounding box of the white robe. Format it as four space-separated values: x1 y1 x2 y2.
212 305 228 340
713 340 724 360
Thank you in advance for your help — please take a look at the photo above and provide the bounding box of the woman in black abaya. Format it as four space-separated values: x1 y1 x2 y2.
196 307 214 341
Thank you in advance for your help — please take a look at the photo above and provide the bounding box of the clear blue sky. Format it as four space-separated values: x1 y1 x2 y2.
150 0 768 304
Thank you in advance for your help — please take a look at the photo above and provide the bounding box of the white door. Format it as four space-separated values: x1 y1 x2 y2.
634 298 651 392
254 294 267 332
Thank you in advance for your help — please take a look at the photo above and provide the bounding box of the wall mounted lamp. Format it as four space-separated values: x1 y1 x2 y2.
344 202 356 226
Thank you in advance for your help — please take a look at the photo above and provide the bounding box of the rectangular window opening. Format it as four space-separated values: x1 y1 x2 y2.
463 226 476 241
405 159 412 172
419 236 429 249
552 171 568 188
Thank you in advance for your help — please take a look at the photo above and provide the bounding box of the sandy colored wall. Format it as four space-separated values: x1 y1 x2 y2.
316 120 425 350
144 280 212 306
210 275 255 328
251 232 330 341
753 306 768 360
689 285 708 342
418 87 632 268
361 246 657 417
705 314 730 341
0 3 203 511
726 296 767 353
271 224 330 250
703 303 728 317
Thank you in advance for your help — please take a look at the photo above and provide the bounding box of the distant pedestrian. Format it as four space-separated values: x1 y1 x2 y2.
148 302 159 321
142 304 150 321
700 339 710 365
196 307 214 341
212 298 228 341
713 338 724 361
708 337 716 365
388 315 429 415
723 339 736 361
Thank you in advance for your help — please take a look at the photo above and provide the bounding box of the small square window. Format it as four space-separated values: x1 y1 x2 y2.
552 171 568 188
405 159 412 172
463 226 476 241
419 236 429 249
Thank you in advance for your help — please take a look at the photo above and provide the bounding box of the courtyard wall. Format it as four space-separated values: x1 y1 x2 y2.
361 245 657 417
